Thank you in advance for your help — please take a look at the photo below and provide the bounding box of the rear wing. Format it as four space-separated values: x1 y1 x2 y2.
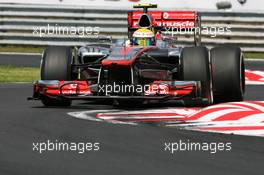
128 11 198 29
127 11 201 45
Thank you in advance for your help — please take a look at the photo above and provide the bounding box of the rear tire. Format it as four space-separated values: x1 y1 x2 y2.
211 46 245 102
40 46 73 106
180 46 213 106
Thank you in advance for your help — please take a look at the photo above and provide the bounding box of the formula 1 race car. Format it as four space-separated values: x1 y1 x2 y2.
29 4 245 107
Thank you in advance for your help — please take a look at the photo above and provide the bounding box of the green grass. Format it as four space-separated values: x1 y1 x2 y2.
244 52 264 59
0 45 44 53
0 65 40 82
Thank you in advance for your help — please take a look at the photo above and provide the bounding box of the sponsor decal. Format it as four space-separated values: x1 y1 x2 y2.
156 21 195 28
163 12 169 19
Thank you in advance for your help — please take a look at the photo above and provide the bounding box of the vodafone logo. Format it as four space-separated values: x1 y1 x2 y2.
163 12 169 19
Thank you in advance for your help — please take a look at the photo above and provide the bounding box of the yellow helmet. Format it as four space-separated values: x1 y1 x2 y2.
132 28 155 47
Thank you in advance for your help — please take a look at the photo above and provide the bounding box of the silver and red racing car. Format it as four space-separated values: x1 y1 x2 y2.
29 4 245 107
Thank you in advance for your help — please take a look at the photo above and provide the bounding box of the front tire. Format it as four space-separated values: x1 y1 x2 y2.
40 46 73 106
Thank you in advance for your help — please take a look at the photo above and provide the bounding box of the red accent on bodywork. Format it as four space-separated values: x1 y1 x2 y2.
42 81 91 96
101 60 133 66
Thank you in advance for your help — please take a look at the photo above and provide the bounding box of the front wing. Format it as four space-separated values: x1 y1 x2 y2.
28 80 203 102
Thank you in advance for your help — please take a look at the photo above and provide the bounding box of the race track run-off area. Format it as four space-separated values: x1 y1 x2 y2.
69 67 264 138
246 70 264 85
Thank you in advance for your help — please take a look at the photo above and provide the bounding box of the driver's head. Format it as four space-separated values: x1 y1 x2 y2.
132 28 155 46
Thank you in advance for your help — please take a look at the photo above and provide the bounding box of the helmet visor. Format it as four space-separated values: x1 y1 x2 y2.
134 38 153 47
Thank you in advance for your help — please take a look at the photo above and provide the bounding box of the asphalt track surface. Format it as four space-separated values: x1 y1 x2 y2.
0 57 264 175
0 53 41 67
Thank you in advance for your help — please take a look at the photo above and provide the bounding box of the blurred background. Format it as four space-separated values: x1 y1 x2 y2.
0 0 263 51
0 0 262 11
0 0 263 82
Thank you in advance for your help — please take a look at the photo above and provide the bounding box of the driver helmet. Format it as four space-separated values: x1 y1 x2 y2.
132 28 155 46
